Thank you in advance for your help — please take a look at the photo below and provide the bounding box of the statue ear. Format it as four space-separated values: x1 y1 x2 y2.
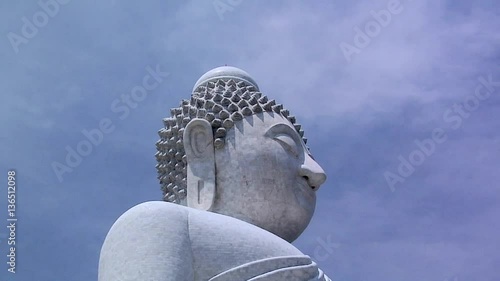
183 118 216 211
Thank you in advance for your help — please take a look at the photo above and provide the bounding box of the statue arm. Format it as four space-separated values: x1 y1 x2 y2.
98 201 194 281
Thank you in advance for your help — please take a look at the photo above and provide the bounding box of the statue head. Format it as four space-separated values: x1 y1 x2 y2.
155 66 326 242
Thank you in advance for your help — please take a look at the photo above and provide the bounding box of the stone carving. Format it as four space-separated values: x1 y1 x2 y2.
156 69 308 204
99 66 330 281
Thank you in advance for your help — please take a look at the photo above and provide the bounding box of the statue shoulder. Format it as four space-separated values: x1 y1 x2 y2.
105 201 191 243
98 201 194 281
112 201 189 228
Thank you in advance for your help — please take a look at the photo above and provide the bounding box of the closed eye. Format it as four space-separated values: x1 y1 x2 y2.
274 134 299 157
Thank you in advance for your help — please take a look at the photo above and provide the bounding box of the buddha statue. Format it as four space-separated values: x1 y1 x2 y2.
98 66 331 280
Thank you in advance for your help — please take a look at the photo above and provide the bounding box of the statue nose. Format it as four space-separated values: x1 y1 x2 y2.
299 155 327 191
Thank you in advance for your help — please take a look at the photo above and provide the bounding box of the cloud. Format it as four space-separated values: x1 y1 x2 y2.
0 0 499 280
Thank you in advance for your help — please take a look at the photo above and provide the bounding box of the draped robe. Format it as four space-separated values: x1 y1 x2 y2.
209 256 331 280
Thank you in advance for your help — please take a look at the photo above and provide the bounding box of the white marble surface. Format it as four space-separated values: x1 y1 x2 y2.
99 66 329 280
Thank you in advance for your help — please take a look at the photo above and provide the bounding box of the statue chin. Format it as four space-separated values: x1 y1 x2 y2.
212 194 316 242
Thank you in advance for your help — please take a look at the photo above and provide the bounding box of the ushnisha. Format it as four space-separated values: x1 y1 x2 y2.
99 66 331 281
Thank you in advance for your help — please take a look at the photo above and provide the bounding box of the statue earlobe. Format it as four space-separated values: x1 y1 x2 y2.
183 118 216 211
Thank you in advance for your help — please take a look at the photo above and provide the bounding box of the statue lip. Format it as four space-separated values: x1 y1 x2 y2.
297 177 316 202
293 178 316 216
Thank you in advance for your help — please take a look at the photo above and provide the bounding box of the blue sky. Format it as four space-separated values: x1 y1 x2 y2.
0 0 499 280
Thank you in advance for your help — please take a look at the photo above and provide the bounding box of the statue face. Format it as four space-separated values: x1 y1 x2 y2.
212 112 326 242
